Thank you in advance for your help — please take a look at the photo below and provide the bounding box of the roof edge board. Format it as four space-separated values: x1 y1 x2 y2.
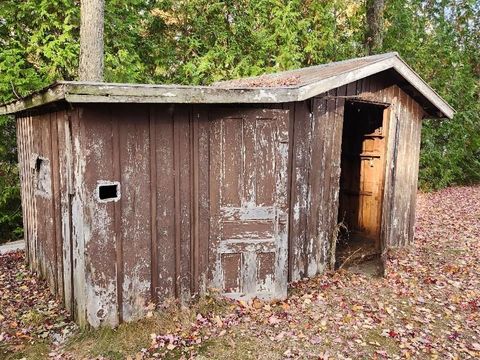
296 57 397 102
296 55 454 119
65 87 298 104
64 82 212 92
391 57 455 119
0 84 66 115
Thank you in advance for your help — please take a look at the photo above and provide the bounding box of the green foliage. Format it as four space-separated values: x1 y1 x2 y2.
0 0 79 102
146 0 366 84
0 0 478 240
0 0 154 242
0 116 22 242
383 0 480 190
0 0 79 243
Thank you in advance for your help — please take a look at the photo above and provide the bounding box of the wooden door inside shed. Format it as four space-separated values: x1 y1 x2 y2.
337 101 389 264
209 108 289 300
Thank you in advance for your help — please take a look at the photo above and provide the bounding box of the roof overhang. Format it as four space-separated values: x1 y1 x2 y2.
296 55 454 118
0 53 454 119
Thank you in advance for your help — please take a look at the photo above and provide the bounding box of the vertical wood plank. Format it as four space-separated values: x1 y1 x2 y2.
174 106 192 301
321 90 340 267
40 112 56 288
154 105 176 300
196 105 210 293
284 102 296 282
191 107 199 293
289 101 312 281
208 111 222 284
173 111 181 298
57 111 74 312
407 103 423 244
149 106 158 302
69 107 87 326
308 96 327 277
389 85 403 247
326 86 346 268
50 111 63 299
117 104 152 322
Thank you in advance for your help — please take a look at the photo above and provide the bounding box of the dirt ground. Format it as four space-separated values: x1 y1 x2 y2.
1 186 479 359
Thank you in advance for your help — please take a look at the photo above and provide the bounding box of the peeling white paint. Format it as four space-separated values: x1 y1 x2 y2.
33 155 52 199
122 271 150 322
253 90 279 102
71 132 88 326
86 271 118 327
221 206 275 220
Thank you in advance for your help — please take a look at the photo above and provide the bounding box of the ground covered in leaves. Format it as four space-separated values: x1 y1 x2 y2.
0 251 76 359
1 186 479 359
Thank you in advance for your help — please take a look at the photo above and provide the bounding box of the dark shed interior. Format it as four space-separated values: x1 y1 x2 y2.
336 100 389 265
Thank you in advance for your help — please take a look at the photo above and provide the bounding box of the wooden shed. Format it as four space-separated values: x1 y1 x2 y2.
1 53 454 327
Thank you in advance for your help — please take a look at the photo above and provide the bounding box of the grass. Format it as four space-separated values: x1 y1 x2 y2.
194 333 283 360
362 330 399 355
21 309 48 327
1 341 50 360
64 294 233 359
65 317 157 359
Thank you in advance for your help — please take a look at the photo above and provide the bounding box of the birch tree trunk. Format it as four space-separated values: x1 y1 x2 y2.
365 0 385 55
78 0 105 81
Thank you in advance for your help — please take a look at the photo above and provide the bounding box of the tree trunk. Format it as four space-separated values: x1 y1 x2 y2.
78 0 105 81
365 0 385 55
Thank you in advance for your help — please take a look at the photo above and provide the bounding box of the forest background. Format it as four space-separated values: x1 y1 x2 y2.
0 0 478 242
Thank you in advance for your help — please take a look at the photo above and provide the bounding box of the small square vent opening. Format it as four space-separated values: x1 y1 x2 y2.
97 183 120 201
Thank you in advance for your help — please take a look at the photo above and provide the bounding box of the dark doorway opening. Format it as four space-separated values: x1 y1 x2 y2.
336 100 389 269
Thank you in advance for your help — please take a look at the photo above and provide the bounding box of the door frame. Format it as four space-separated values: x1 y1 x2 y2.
377 105 391 253
337 98 392 255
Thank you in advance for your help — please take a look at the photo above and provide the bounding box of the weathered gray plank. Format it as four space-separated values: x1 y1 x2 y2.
289 101 312 281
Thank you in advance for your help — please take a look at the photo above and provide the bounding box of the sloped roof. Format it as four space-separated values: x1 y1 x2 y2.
0 52 454 118
214 52 397 88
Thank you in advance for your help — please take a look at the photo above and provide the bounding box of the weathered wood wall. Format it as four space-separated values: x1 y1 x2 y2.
16 72 424 327
16 110 72 311
288 87 347 281
67 104 212 326
17 105 211 327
